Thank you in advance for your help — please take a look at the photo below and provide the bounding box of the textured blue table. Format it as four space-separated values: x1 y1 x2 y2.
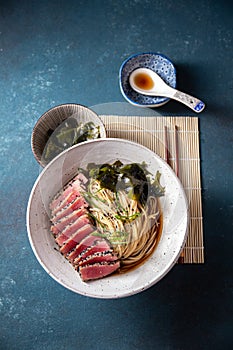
0 1 232 349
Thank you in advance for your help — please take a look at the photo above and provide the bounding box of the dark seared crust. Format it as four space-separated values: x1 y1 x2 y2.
78 250 116 267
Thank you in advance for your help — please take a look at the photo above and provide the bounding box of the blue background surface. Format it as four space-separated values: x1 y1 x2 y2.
0 1 232 349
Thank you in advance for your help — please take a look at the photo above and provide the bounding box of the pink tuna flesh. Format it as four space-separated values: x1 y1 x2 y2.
51 195 88 222
55 215 91 245
60 224 94 255
74 239 112 264
51 208 88 236
67 233 105 262
79 261 120 282
51 191 80 217
49 174 87 211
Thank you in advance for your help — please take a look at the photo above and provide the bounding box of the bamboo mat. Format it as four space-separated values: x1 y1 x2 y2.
100 115 204 264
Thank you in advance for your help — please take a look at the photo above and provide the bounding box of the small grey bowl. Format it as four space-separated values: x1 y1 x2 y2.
31 103 106 167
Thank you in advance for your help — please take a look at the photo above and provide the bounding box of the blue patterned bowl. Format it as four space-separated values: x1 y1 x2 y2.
119 52 176 108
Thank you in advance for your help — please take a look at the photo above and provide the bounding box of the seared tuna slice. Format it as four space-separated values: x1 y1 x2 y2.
50 173 87 211
55 215 90 245
51 207 87 235
74 239 112 264
78 251 117 267
60 224 94 255
51 196 88 222
79 261 120 282
67 233 103 262
49 172 122 282
51 191 80 217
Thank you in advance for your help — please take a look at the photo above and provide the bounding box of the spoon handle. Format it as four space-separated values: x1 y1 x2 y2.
172 90 205 113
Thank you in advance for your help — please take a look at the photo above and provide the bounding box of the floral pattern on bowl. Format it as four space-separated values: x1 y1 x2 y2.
119 52 176 108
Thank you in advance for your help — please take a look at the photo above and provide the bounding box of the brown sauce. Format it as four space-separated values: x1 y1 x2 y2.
133 72 154 90
116 211 163 275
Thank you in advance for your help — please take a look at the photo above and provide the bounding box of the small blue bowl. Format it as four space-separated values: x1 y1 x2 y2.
119 52 176 108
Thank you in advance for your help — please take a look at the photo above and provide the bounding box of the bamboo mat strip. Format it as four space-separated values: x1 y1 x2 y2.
100 115 204 264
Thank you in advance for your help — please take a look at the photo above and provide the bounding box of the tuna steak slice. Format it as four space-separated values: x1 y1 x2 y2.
79 261 120 282
51 207 88 236
51 195 88 222
67 233 104 262
73 239 112 264
78 251 117 267
51 191 80 217
50 173 87 211
55 215 91 245
60 224 94 255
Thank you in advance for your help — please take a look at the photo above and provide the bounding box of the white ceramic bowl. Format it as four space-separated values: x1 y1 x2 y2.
27 139 189 298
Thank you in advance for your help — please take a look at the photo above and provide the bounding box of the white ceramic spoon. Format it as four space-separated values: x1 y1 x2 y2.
129 67 205 113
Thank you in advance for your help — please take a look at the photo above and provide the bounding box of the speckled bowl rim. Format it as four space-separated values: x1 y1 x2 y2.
119 52 177 108
31 103 106 167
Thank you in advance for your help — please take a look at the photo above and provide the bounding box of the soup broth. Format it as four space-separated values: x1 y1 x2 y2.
133 72 154 90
